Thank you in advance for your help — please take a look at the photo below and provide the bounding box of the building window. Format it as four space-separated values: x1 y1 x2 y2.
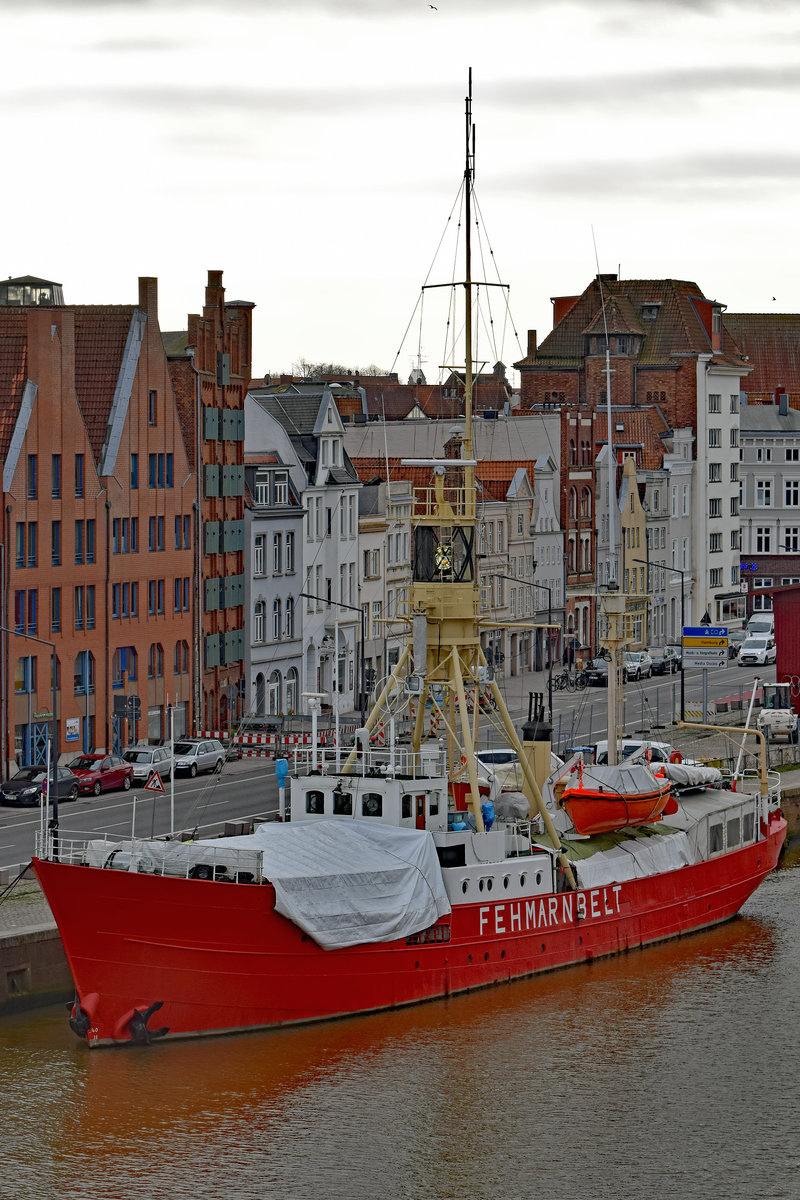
75 521 84 564
756 480 772 507
756 448 772 462
709 498 721 518
74 650 94 696
254 601 265 643
286 531 295 573
27 454 37 499
254 534 265 575
112 583 120 619
74 585 84 630
86 585 95 630
755 527 772 553
148 389 157 426
785 527 800 552
709 533 722 553
274 473 288 505
272 598 282 640
273 533 282 573
51 454 61 498
255 472 269 504
730 428 739 448
174 640 189 674
786 480 800 506
285 596 295 638
51 587 61 633
131 453 138 489
708 428 721 448
148 643 164 678
786 448 800 462
710 568 723 587
75 454 84 497
708 464 721 483
86 519 95 563
730 496 739 516
708 394 721 413
730 462 738 483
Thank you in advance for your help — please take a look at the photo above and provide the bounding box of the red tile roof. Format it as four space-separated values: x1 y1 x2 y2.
73 306 136 460
722 314 800 399
0 311 28 461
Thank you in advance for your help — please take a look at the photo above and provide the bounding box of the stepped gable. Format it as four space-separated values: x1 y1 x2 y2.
0 310 28 461
73 305 137 461
723 313 800 401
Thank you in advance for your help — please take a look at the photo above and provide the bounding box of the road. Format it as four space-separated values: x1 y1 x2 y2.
0 758 279 872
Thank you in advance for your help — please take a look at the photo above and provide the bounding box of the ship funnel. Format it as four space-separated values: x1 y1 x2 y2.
520 692 553 800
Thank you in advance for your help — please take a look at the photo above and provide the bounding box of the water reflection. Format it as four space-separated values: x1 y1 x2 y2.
2 869 799 1200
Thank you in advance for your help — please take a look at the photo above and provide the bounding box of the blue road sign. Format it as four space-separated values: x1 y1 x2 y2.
683 626 728 638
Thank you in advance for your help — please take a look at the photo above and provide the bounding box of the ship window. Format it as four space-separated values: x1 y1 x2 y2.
333 789 352 816
361 792 383 817
401 793 412 819
428 792 439 815
726 817 741 848
709 823 723 853
743 812 755 842
306 790 324 815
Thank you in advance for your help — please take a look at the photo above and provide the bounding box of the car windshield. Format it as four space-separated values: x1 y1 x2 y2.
69 757 97 771
12 768 45 783
745 636 769 647
123 750 152 763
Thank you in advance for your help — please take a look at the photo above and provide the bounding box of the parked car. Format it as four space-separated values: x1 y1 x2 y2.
727 629 747 659
746 613 774 636
0 765 80 806
68 753 134 796
122 745 174 786
648 646 680 675
173 738 226 777
475 748 563 796
665 643 683 667
582 657 610 686
737 634 777 667
593 739 684 766
623 650 653 680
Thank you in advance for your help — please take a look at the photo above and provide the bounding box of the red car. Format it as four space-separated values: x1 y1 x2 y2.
67 753 133 796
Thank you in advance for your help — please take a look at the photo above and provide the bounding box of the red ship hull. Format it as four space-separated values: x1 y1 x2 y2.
33 812 786 1046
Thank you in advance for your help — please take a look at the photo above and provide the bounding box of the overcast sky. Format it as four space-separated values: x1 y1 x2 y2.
5 0 800 381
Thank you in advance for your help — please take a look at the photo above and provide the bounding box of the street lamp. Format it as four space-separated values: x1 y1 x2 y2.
494 571 555 719
633 557 685 722
299 593 367 726
0 624 59 854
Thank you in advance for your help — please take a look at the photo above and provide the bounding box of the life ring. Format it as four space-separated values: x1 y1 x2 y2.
669 751 682 764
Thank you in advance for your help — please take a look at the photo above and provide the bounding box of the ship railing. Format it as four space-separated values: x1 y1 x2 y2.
719 767 782 807
290 743 448 779
413 484 474 521
35 828 265 882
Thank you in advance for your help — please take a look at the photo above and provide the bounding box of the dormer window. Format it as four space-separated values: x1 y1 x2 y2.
254 471 269 504
641 303 660 321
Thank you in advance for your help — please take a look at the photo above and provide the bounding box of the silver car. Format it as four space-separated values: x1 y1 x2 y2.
123 745 174 786
172 738 226 777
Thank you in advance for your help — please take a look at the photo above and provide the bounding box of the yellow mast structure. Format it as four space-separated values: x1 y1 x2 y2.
343 73 576 888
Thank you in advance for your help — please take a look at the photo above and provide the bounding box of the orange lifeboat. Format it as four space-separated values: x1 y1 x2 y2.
560 761 675 836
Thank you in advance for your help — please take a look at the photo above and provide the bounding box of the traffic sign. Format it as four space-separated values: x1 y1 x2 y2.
682 647 727 668
683 626 728 638
144 772 164 793
683 636 727 648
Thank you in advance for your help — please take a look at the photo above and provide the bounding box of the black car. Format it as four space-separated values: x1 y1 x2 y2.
0 765 80 806
649 646 680 675
582 657 610 686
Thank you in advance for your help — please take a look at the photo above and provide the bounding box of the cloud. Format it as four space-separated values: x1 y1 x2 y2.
507 152 800 200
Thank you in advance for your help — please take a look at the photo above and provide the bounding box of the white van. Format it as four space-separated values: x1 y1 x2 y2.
746 612 774 636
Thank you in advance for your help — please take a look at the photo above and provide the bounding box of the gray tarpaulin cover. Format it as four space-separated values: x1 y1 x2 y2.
200 819 452 950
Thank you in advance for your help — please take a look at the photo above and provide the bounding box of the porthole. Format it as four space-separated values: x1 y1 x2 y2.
461 880 469 894
467 954 472 963
500 949 506 960
520 873 527 887
478 878 485 892
486 878 493 892
484 951 489 961
535 872 542 885
503 875 510 889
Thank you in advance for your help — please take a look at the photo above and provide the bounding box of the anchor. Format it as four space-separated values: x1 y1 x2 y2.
127 1000 170 1045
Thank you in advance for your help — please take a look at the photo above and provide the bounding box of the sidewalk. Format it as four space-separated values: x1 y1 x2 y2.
0 874 55 935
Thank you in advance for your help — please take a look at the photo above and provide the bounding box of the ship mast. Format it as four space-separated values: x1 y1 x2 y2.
342 73 576 888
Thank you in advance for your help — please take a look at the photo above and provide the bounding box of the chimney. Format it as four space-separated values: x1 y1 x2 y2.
527 329 537 358
777 386 789 417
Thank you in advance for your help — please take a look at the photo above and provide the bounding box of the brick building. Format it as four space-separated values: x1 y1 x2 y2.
0 275 194 772
517 275 750 633
166 271 254 734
